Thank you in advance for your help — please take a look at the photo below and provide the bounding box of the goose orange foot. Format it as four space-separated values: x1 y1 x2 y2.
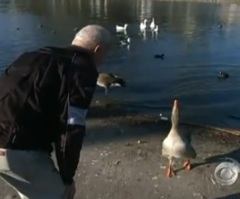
166 166 175 177
183 159 191 170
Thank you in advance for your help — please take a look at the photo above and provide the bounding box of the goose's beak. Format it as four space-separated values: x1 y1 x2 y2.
173 99 179 109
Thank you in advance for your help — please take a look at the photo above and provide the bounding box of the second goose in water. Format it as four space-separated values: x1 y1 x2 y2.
97 73 126 95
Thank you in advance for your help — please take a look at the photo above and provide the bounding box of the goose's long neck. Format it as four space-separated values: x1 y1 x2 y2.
171 118 179 132
170 100 180 133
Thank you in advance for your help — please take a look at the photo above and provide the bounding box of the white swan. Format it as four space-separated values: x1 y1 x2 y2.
116 24 128 32
154 25 158 32
140 19 147 31
150 18 155 29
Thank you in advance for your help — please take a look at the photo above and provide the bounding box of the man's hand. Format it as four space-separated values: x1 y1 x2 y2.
62 181 76 199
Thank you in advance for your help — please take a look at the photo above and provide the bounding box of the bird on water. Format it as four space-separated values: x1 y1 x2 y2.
97 73 126 95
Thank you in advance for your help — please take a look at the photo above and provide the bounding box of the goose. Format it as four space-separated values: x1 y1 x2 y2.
162 100 196 177
140 19 147 31
217 71 229 79
116 24 128 32
150 18 155 29
97 73 126 95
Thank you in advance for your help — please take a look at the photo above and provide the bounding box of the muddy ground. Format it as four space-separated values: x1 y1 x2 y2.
0 102 240 199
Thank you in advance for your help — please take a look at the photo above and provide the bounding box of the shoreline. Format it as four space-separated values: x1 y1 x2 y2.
1 102 240 199
88 100 240 137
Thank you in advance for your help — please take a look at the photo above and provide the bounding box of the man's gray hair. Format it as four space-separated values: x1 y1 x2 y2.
72 24 111 49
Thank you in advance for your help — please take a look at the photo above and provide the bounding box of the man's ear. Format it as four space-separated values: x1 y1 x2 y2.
94 45 101 53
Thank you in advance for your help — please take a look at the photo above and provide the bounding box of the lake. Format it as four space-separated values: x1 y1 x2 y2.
0 0 240 129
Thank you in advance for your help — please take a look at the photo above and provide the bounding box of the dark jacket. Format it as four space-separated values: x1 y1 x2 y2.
0 46 98 185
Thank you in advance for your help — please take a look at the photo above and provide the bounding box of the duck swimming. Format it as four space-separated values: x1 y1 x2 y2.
97 73 126 95
154 54 164 59
217 71 229 79
162 100 196 177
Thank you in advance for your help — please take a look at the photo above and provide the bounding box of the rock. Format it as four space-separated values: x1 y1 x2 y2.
137 140 147 144
160 165 166 169
113 160 121 165
4 195 16 199
125 143 133 147
193 192 207 198
152 176 158 180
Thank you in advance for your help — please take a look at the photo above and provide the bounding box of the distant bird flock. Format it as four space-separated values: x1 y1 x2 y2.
14 21 227 97
97 18 161 96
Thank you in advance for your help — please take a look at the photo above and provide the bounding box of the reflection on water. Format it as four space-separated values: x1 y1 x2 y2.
0 0 240 129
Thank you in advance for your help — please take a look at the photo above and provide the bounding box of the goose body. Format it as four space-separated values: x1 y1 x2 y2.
150 18 155 29
162 127 196 159
162 100 196 177
97 73 126 95
140 19 147 31
116 24 128 32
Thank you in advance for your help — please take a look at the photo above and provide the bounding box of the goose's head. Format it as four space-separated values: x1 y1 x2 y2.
124 24 128 28
171 100 180 127
144 19 147 23
127 37 130 43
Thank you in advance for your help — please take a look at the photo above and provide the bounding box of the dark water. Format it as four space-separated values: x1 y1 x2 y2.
1 0 240 129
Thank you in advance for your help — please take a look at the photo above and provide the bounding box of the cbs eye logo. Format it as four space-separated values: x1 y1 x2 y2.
212 158 240 186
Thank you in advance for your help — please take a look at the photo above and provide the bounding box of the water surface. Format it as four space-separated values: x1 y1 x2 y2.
1 0 240 129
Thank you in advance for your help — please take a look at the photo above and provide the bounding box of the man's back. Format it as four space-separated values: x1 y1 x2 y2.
0 49 58 150
0 24 111 199
0 46 98 152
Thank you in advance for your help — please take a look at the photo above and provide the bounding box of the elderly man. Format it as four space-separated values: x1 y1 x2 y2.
0 24 111 199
